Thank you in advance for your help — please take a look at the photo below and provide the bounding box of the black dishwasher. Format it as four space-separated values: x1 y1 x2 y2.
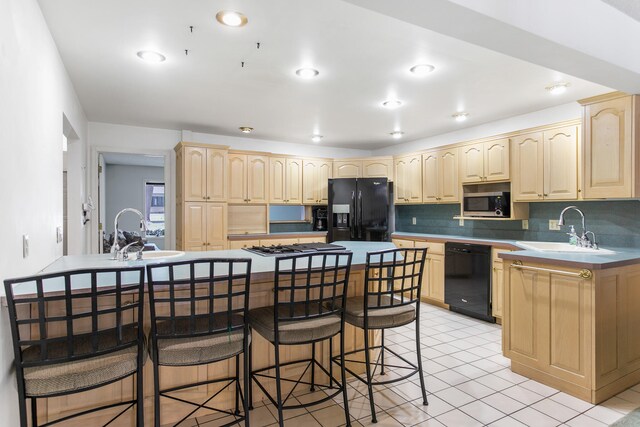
444 243 494 323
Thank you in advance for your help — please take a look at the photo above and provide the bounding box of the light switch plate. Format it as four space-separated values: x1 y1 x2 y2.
412 217 417 225
522 220 529 230
549 219 561 230
56 226 63 243
459 218 464 226
23 234 29 258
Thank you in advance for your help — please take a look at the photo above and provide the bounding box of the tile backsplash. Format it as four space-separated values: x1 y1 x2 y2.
395 200 640 248
269 222 314 233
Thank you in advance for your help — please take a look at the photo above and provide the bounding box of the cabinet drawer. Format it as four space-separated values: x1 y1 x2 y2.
414 241 445 255
298 236 326 244
260 238 299 246
229 240 261 250
392 239 414 249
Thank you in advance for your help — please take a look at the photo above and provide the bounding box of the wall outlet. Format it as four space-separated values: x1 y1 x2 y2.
522 220 529 230
56 226 63 243
459 218 464 226
23 234 29 258
412 217 417 225
549 219 561 231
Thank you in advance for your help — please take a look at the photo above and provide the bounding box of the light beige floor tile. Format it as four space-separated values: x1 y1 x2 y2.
455 379 495 399
601 396 637 414
482 392 526 415
549 392 594 413
502 385 545 405
310 403 349 427
459 400 505 425
417 395 454 417
510 407 561 427
564 413 608 427
285 412 322 426
531 398 580 423
519 379 559 397
433 386 475 407
583 404 626 424
487 416 528 427
385 403 431 425
435 409 483 427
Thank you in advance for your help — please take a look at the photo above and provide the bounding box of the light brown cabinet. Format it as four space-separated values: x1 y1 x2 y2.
415 241 445 303
422 148 459 204
459 139 510 183
332 158 393 179
491 249 510 319
227 153 269 204
303 159 332 205
581 93 640 199
394 154 422 204
512 126 578 202
333 160 361 178
179 202 227 251
177 145 227 203
270 157 303 204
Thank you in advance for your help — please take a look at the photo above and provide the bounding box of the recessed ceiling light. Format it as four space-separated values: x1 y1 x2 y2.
409 64 435 75
382 100 403 109
239 126 253 133
136 51 166 63
546 82 570 95
452 112 469 122
311 135 323 143
215 11 248 27
295 68 319 79
390 131 404 139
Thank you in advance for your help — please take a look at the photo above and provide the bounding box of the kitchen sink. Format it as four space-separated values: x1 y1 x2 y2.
516 241 616 255
137 250 185 259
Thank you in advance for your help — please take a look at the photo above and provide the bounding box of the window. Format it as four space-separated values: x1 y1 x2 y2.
145 182 165 236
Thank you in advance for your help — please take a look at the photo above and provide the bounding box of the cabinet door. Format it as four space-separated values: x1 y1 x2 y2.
544 126 578 200
206 203 227 250
333 161 362 178
270 157 286 204
391 239 414 249
183 202 206 251
362 159 392 179
512 132 544 201
184 147 208 202
407 155 423 203
247 155 269 203
227 154 247 204
439 149 459 203
422 152 439 203
394 158 408 203
286 158 303 204
459 143 484 183
427 254 445 303
583 96 634 199
206 148 227 202
318 161 332 205
302 160 319 205
484 138 510 181
491 255 505 319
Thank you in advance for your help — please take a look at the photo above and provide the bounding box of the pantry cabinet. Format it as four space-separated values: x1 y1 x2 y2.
394 154 422 204
422 148 459 204
228 153 269 204
270 157 303 204
459 139 510 183
177 145 227 203
302 159 332 205
178 202 227 251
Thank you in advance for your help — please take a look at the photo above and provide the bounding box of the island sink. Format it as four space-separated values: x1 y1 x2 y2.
516 241 615 255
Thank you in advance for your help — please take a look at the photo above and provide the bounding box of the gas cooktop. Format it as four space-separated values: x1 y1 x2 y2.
242 243 346 257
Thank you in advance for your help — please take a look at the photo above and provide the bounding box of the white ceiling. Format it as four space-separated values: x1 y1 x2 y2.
39 0 611 150
602 0 640 22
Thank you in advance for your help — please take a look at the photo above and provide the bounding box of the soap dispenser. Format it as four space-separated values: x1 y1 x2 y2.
568 225 578 246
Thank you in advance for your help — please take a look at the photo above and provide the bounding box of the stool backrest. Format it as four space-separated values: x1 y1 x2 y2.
364 248 427 309
274 251 353 323
146 258 252 340
4 267 145 369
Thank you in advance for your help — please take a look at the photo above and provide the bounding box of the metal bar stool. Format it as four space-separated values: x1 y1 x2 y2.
247 251 353 427
4 266 146 427
146 258 252 427
334 247 428 423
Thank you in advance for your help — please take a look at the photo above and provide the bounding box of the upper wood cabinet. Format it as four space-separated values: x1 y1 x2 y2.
270 157 303 204
228 152 269 204
459 139 510 183
333 160 361 178
394 154 422 204
178 145 228 202
512 132 544 201
179 202 227 251
332 157 393 179
302 159 332 205
421 148 459 204
581 94 639 199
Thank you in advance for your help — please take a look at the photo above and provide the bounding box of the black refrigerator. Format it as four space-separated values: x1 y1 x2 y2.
328 178 394 242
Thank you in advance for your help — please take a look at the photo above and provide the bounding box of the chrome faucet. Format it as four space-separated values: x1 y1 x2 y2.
111 208 147 260
558 206 596 249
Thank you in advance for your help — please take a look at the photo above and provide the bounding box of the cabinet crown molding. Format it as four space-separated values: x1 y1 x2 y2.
578 91 630 106
175 141 230 152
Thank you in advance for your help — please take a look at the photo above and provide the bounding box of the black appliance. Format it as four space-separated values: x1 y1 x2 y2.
328 178 393 242
444 242 494 322
312 206 328 231
463 191 510 218
243 242 346 257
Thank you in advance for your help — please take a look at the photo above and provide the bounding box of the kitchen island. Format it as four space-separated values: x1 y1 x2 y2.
13 241 393 426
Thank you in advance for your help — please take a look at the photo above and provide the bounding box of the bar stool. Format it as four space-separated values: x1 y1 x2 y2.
247 251 353 427
335 247 428 423
146 258 252 427
4 266 147 427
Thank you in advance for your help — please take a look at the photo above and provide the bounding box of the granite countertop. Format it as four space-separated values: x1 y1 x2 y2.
391 232 640 270
227 231 327 240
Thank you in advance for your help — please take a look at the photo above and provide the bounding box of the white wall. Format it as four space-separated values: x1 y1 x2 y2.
0 0 88 423
372 102 582 156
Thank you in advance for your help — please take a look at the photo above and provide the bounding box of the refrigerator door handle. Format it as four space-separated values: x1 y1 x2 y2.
350 191 356 239
358 190 363 239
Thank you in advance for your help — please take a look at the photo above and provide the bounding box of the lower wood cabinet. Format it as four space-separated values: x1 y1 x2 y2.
177 202 227 251
491 249 510 319
392 239 445 304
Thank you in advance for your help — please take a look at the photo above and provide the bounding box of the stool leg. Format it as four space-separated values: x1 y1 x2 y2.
380 329 385 375
17 393 27 427
153 360 161 427
310 342 316 392
329 337 334 388
31 398 38 427
415 317 428 406
235 354 241 415
248 331 254 410
363 328 377 423
244 331 251 426
136 366 144 425
340 330 352 427
274 340 284 427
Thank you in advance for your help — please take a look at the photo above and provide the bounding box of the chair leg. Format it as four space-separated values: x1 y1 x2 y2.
340 330 352 427
273 341 285 427
380 329 385 375
363 328 377 423
31 398 38 427
244 333 251 427
235 354 241 415
329 337 334 388
17 394 27 427
310 342 316 392
415 319 428 406
153 360 161 427
136 367 144 425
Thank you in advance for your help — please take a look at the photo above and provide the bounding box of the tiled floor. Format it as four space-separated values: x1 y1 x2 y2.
186 303 638 426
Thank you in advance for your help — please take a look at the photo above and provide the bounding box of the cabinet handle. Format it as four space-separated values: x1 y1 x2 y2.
538 194 542 197
543 194 548 197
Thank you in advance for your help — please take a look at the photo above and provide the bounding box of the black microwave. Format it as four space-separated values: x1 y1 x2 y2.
463 192 510 217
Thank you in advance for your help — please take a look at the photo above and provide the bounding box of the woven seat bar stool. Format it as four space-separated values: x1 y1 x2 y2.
146 258 252 427
4 266 147 427
333 247 428 423
247 251 353 427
